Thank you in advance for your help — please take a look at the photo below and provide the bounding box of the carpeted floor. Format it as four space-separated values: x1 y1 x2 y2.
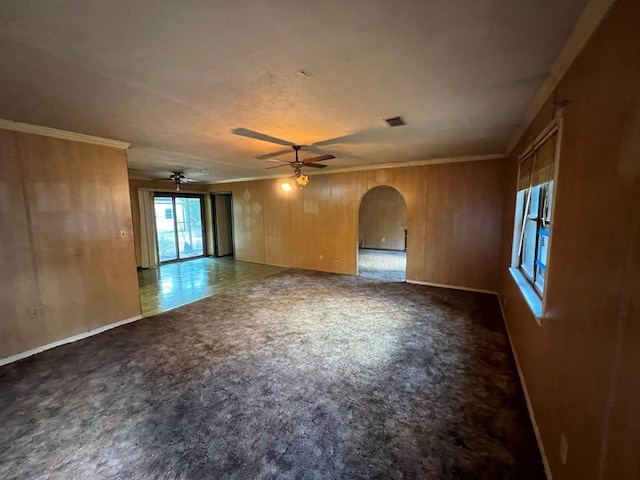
358 248 407 282
0 270 544 479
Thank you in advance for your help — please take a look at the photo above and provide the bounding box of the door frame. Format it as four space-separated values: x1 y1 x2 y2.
153 192 207 264
356 185 408 279
210 192 235 258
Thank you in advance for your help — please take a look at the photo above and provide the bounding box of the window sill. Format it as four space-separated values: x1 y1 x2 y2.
509 267 543 325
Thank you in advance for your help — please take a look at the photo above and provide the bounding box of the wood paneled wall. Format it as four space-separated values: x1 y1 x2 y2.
359 185 407 250
0 130 140 360
211 157 506 292
423 161 504 289
498 0 640 477
0 130 43 356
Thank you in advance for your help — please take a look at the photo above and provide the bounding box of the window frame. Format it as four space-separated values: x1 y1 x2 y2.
509 118 562 325
153 192 207 264
519 182 552 295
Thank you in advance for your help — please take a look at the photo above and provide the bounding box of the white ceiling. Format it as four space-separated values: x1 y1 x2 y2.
0 0 589 183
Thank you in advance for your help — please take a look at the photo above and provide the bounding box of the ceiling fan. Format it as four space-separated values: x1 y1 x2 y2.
168 171 213 190
170 172 187 191
231 128 340 160
266 145 335 170
128 168 206 190
231 128 337 188
268 145 336 188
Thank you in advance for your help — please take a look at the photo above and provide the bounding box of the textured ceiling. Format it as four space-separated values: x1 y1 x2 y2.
0 0 589 182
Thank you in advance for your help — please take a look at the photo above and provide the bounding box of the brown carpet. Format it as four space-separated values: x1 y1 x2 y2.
0 269 544 479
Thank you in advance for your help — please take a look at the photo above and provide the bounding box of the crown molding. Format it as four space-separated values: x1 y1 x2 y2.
506 0 616 155
209 153 506 185
0 119 131 149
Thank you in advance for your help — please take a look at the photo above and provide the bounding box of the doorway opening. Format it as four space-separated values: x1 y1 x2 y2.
358 185 407 281
153 193 205 263
211 192 234 257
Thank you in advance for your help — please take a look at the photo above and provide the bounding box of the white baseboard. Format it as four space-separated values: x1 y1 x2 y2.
406 279 497 295
0 315 143 367
497 297 553 480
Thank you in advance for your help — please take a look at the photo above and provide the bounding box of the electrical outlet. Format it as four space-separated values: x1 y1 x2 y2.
381 237 386 243
560 434 568 465
319 254 324 260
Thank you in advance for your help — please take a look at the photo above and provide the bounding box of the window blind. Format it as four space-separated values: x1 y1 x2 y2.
517 129 558 191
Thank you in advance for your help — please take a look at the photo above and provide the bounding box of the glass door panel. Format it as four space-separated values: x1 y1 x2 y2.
154 196 178 262
154 194 205 263
175 196 204 259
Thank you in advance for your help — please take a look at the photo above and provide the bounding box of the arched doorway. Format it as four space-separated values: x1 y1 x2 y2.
358 186 407 281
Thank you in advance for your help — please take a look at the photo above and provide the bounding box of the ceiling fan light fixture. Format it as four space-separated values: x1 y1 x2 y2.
282 169 310 191
294 173 309 186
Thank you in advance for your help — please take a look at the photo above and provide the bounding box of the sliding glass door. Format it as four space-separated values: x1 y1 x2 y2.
154 194 205 263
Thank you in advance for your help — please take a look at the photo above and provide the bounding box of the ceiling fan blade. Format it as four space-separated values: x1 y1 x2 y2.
313 133 361 147
265 163 291 170
302 163 327 169
303 154 336 163
232 128 294 147
256 148 293 159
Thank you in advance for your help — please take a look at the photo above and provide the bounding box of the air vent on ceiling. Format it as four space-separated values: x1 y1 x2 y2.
384 116 407 127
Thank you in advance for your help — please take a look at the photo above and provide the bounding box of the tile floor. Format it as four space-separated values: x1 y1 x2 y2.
137 256 285 317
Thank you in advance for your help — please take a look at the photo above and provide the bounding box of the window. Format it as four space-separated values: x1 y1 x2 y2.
510 122 559 322
518 182 552 291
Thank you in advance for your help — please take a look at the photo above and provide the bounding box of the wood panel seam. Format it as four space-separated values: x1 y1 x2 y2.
14 132 47 340
597 175 640 480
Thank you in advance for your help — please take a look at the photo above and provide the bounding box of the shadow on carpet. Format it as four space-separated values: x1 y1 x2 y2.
0 270 544 479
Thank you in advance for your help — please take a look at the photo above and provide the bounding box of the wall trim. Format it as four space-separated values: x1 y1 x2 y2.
506 0 615 154
405 279 497 295
498 297 553 480
134 186 208 195
210 153 506 185
0 315 143 367
0 119 131 150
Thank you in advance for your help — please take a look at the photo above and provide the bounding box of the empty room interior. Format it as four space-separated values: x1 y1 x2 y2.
0 1 638 479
